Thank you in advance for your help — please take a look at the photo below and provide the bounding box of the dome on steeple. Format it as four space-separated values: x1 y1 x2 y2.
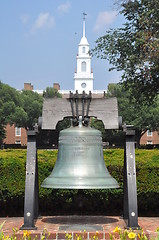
79 36 89 46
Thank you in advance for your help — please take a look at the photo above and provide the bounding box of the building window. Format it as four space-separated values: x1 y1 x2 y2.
81 61 86 72
82 47 85 53
15 127 21 136
147 140 152 145
15 140 21 144
147 130 152 136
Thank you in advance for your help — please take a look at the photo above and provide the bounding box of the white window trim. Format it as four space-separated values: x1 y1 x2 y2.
15 127 21 136
147 130 153 136
15 140 21 144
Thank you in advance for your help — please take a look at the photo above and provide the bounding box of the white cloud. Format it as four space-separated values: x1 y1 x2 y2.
94 11 118 32
20 14 30 24
57 1 71 14
31 13 55 34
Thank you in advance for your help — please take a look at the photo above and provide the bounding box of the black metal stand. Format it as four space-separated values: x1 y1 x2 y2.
123 129 140 229
20 130 39 230
21 123 140 230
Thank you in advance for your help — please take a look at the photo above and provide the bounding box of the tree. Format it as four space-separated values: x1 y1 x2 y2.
0 81 22 145
0 81 43 145
107 83 159 146
43 87 62 98
13 106 28 128
20 90 43 129
92 0 159 101
90 118 106 140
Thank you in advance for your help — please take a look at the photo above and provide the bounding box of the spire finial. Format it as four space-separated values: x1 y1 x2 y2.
82 12 87 37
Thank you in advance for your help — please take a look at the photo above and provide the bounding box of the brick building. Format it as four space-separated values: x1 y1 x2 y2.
140 130 159 145
3 124 27 146
24 83 33 91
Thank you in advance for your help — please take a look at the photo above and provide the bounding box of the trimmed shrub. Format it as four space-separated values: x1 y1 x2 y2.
0 149 159 216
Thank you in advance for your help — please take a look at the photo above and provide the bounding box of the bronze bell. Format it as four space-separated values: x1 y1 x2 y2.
41 117 119 189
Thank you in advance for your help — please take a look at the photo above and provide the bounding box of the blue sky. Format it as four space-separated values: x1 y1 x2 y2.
0 0 126 91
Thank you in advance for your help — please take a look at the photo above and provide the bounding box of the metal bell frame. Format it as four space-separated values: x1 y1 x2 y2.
21 92 140 230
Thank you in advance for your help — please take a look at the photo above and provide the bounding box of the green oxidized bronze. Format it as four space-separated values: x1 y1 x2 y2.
42 117 119 189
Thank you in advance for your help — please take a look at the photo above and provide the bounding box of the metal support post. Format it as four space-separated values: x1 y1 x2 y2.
123 129 140 229
21 130 39 230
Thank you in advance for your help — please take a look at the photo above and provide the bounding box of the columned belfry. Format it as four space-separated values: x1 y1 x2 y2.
74 13 94 93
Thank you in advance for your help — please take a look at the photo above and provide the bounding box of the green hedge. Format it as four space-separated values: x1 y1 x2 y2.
0 149 159 216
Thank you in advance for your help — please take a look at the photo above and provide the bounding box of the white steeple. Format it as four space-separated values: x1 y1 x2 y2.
83 12 86 37
74 13 94 93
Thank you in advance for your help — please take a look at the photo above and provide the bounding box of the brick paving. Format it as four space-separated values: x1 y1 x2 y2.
0 216 159 239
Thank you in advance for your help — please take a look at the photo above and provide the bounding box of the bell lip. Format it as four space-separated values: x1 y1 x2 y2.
41 184 120 189
41 177 120 189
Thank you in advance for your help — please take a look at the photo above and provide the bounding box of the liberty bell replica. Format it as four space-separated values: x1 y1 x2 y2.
42 92 119 189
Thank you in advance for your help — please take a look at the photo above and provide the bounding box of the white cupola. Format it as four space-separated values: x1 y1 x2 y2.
74 13 94 93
